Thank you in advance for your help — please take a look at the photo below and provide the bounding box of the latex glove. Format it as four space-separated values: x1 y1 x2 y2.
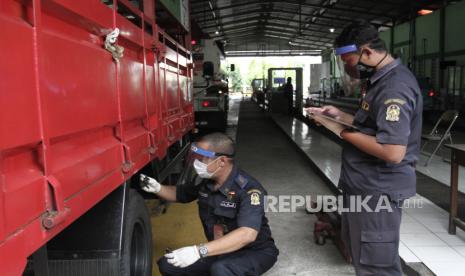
310 114 347 138
140 174 161 194
165 246 200 268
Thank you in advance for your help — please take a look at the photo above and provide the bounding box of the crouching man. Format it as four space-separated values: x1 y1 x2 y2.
140 133 279 276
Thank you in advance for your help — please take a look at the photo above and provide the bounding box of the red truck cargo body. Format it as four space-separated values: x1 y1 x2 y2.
0 0 194 274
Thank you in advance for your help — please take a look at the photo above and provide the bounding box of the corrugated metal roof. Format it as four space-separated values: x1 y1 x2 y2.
189 0 446 56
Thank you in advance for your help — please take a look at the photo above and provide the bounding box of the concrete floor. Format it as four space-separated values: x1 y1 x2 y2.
234 100 353 275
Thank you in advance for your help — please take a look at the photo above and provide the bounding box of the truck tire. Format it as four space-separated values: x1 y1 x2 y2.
120 189 153 276
221 112 228 132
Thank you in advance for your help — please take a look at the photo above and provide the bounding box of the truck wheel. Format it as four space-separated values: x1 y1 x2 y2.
120 189 152 276
222 113 228 132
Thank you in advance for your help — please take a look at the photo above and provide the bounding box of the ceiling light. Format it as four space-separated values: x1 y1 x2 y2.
329 28 335 33
418 9 433 15
215 30 219 35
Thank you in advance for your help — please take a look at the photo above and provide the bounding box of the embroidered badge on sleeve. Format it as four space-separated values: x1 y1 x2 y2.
250 192 261 206
386 104 401 122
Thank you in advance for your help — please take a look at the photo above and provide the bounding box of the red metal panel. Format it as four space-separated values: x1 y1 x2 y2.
159 62 167 112
144 30 154 49
118 127 151 175
116 12 151 173
0 6 41 151
40 4 118 138
116 12 143 48
0 172 4 243
165 46 178 65
178 54 187 67
38 1 124 205
2 149 46 237
143 0 155 21
166 70 180 111
0 1 46 267
0 164 125 276
46 0 113 31
0 1 194 274
145 50 157 118
48 128 123 199
179 75 188 105
40 32 119 137
118 45 146 121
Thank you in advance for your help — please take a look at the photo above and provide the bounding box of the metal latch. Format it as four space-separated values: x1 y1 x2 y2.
148 132 157 155
104 28 124 63
122 144 134 173
42 176 70 230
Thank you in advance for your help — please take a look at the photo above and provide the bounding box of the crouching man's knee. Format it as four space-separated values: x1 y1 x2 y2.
210 260 230 276
157 257 179 276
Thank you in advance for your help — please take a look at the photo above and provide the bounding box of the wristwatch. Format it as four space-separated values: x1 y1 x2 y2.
198 243 208 258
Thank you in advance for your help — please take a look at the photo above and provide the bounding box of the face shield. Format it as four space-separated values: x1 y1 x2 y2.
177 142 234 186
335 44 362 97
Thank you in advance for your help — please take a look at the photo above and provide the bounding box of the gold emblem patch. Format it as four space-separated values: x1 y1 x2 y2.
227 191 236 201
384 98 406 105
386 105 400 122
250 192 260 206
361 101 370 111
247 189 261 195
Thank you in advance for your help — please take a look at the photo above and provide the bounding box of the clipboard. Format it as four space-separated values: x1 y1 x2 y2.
306 111 359 130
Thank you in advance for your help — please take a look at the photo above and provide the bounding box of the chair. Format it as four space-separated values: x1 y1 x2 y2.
421 110 459 166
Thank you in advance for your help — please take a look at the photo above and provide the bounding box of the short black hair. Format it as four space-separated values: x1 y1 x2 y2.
334 20 387 52
198 132 235 156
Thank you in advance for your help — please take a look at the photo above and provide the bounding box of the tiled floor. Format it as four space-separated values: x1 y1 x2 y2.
416 126 465 193
417 154 465 194
272 114 465 276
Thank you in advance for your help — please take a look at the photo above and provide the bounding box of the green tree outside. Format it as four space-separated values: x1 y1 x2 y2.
227 67 243 93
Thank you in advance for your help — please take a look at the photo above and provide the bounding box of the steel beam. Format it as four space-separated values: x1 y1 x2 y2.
200 14 325 30
217 24 336 42
191 0 394 19
214 20 336 36
195 8 363 26
221 30 332 46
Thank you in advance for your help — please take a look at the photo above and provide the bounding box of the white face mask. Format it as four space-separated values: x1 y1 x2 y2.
194 158 220 179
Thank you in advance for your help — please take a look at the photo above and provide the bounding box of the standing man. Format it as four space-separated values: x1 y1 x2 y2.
140 132 278 276
306 20 422 275
283 77 294 115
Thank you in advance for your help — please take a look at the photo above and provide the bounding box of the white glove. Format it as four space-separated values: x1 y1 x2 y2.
139 174 161 194
165 245 200 268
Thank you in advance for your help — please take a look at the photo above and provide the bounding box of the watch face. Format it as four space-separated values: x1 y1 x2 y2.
200 246 208 256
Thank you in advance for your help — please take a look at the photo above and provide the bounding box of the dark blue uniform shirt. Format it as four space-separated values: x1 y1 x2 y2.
339 59 423 201
176 165 278 255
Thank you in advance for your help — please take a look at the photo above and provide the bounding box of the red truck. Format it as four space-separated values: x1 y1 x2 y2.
0 1 194 275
